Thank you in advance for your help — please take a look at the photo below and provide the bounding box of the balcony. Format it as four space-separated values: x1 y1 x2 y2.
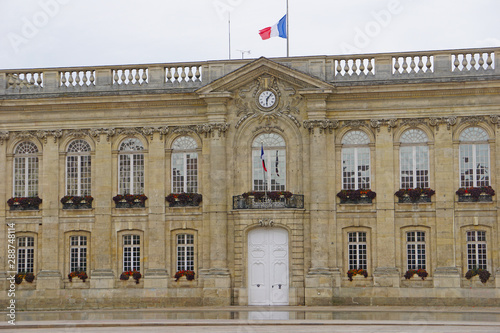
233 192 304 210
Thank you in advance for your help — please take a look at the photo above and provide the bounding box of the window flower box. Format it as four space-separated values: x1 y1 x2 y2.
15 272 35 284
113 194 147 208
166 193 202 207
337 190 376 204
68 271 88 282
61 196 93 209
174 270 195 281
120 270 142 284
7 197 42 211
465 268 491 283
404 268 428 280
456 186 495 202
395 188 435 203
347 268 368 281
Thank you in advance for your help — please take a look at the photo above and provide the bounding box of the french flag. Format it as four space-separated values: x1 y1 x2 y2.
261 144 267 172
259 15 287 40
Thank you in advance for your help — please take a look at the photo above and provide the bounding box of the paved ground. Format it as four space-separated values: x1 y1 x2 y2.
2 306 500 332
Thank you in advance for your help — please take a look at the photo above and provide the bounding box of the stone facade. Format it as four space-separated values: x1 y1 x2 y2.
1 47 500 309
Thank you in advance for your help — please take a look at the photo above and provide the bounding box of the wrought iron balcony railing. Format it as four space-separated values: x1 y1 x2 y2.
233 194 304 209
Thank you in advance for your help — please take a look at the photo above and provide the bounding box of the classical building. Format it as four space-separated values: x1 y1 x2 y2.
1 47 500 309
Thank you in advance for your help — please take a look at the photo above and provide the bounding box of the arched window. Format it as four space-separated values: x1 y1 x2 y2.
341 131 370 190
118 138 144 195
252 133 286 191
66 140 91 196
400 129 429 189
171 137 198 193
459 127 489 187
13 142 39 197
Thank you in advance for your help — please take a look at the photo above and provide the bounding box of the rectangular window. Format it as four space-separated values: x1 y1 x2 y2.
460 144 489 187
14 156 38 197
406 231 426 270
252 149 286 191
467 231 487 270
172 153 198 193
401 146 429 189
70 236 87 273
348 232 367 270
17 237 34 273
176 234 194 271
123 235 140 272
342 148 370 190
66 155 91 196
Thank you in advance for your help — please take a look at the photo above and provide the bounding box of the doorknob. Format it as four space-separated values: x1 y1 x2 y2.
257 284 260 287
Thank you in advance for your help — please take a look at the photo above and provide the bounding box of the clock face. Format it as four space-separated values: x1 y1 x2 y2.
258 90 277 109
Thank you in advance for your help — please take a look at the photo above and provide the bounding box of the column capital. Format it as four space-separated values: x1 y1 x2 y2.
303 119 339 134
197 122 230 138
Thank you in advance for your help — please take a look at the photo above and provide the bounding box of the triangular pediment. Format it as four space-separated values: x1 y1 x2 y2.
196 57 334 95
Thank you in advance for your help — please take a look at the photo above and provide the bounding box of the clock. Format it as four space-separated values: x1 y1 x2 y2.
258 90 277 109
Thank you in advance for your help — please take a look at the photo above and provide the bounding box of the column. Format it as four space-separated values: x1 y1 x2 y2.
432 120 461 287
0 135 8 288
89 129 115 288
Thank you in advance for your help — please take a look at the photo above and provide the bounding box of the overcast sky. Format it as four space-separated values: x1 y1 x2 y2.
1 0 499 70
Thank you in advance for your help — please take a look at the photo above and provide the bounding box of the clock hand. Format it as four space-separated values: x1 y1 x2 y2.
266 94 271 104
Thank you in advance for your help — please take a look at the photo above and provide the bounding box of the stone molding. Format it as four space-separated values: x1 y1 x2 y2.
370 118 398 133
197 123 230 138
303 119 339 134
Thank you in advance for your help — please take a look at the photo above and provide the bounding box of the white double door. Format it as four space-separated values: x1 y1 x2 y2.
248 228 289 305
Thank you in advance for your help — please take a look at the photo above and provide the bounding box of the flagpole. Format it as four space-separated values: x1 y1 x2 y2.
228 13 231 59
286 0 289 57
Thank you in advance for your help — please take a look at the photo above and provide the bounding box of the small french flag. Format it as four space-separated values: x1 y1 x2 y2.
259 15 287 40
261 144 267 172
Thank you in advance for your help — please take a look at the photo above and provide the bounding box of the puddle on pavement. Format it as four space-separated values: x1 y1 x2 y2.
14 309 500 323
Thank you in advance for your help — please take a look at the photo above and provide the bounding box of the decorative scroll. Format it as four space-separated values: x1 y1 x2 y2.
303 119 339 134
370 118 398 132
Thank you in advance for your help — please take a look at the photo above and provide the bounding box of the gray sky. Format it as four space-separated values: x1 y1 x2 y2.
1 0 499 70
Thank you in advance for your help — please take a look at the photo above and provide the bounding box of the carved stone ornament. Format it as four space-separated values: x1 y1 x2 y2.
401 118 427 128
172 125 198 135
258 218 275 228
490 115 500 128
140 126 169 140
0 131 9 145
234 75 303 129
89 128 116 142
253 125 284 133
197 123 230 138
370 118 398 132
428 116 457 131
66 129 89 139
341 120 367 129
459 116 485 126
303 119 339 134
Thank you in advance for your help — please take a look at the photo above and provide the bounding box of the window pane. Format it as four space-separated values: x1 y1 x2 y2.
252 134 286 191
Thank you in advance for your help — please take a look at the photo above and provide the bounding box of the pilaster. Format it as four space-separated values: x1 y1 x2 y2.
432 122 460 287
373 122 399 287
199 94 231 305
144 131 169 286
0 139 7 289
89 130 115 288
38 134 61 289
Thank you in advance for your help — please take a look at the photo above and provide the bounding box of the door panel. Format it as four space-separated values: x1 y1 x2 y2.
248 228 289 305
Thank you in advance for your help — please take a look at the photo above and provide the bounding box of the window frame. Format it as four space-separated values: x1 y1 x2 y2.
466 230 487 270
347 231 368 271
69 235 88 273
118 138 145 195
406 231 426 271
17 235 35 274
65 139 92 196
459 127 490 188
171 136 199 193
399 129 430 189
123 234 141 272
251 133 286 192
13 141 39 197
176 233 195 272
341 131 371 190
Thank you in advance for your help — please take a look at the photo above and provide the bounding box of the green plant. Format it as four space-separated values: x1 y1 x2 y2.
174 270 195 281
347 268 368 281
465 268 491 283
404 268 428 280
